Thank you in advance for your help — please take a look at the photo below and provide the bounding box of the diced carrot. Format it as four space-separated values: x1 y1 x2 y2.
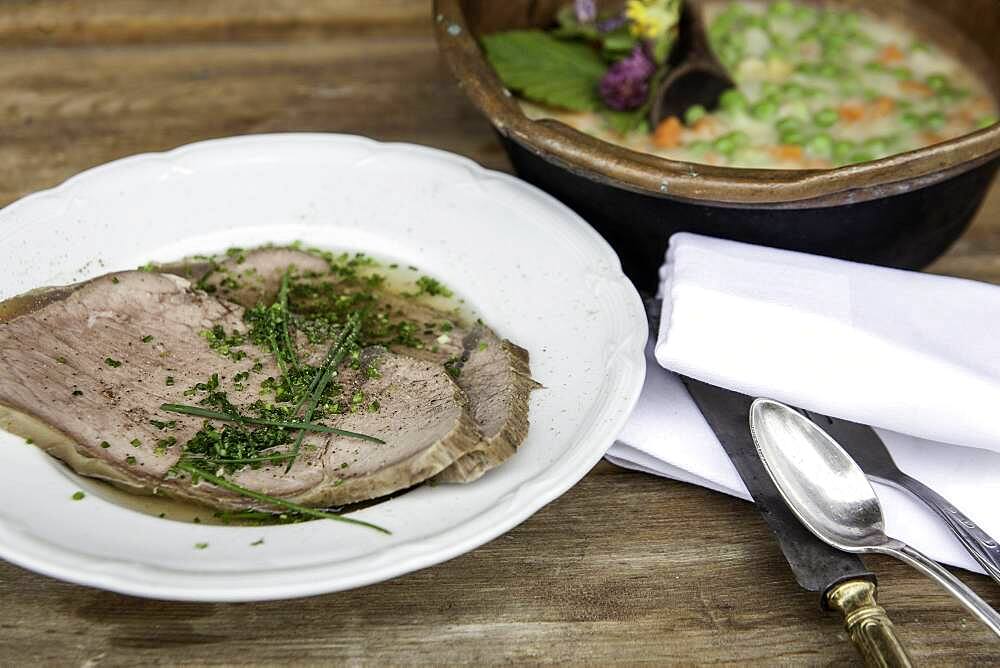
971 96 992 113
872 97 895 117
692 116 717 136
805 158 833 169
872 97 896 118
771 145 803 161
653 116 683 148
838 104 865 122
879 44 905 64
900 80 933 96
922 131 944 145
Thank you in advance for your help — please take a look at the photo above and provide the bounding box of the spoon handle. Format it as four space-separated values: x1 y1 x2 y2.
888 543 1000 638
892 473 1000 586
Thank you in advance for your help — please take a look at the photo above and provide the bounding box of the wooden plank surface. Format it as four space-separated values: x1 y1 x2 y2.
0 2 998 664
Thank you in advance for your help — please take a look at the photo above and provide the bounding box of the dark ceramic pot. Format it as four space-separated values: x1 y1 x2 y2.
434 0 1000 291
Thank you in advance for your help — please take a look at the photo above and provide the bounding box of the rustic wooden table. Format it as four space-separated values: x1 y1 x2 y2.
1 2 998 665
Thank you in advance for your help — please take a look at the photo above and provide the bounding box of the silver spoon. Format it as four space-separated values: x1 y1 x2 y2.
749 398 1000 639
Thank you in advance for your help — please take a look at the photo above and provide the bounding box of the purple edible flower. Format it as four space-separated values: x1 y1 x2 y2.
599 45 656 111
574 0 597 24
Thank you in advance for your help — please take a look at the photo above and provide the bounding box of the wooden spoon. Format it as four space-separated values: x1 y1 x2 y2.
648 0 735 126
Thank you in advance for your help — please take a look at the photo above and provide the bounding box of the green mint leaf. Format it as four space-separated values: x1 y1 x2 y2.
482 30 607 112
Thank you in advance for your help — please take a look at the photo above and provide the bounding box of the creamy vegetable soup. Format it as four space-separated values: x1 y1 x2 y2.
522 0 998 169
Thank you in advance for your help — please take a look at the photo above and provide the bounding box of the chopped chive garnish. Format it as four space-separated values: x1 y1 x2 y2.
172 460 389 534
165 376 175 386
71 491 85 500
285 311 365 472
159 403 383 443
194 542 208 550
100 441 111 449
104 357 122 368
142 335 154 343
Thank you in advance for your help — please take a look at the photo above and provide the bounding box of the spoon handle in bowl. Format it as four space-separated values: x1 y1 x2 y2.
888 543 1000 638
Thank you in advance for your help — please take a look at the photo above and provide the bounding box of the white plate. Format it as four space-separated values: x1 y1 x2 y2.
0 134 646 601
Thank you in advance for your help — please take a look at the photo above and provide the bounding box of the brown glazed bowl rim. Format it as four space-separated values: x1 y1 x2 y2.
433 0 1000 207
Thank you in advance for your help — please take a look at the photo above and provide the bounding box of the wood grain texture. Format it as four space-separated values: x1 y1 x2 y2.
0 1 998 665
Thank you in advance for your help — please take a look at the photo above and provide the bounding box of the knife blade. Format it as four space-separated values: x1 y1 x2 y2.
681 377 912 666
682 377 872 595
801 411 1000 585
642 295 909 664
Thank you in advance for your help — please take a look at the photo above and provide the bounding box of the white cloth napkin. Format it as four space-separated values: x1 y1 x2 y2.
608 233 1000 574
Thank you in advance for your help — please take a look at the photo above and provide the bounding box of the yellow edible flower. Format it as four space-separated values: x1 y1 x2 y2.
625 0 682 40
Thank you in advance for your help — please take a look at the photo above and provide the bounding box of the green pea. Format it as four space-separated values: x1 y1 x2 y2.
718 44 743 69
924 111 946 130
926 74 949 92
684 104 707 126
768 0 795 17
818 63 841 79
833 140 855 162
779 129 806 145
713 136 736 155
780 82 806 99
728 130 751 148
765 46 792 61
751 98 779 121
814 108 838 128
686 140 712 155
848 150 875 164
719 88 748 113
796 28 820 44
775 117 802 133
839 12 860 30
822 34 846 57
977 115 999 129
938 88 969 104
900 110 924 128
806 133 834 158
793 6 817 23
863 138 888 156
713 131 750 155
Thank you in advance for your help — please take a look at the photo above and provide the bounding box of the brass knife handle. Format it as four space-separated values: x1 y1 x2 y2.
826 580 913 668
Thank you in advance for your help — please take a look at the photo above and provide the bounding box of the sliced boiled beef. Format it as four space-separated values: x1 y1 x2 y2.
191 247 538 482
0 271 480 510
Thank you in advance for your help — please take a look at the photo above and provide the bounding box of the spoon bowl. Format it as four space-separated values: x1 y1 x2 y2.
750 398 1000 639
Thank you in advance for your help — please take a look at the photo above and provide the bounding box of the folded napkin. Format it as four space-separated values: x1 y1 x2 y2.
608 233 1000 574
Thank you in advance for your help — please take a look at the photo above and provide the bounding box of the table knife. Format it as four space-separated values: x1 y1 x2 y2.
682 376 913 666
801 411 1000 586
